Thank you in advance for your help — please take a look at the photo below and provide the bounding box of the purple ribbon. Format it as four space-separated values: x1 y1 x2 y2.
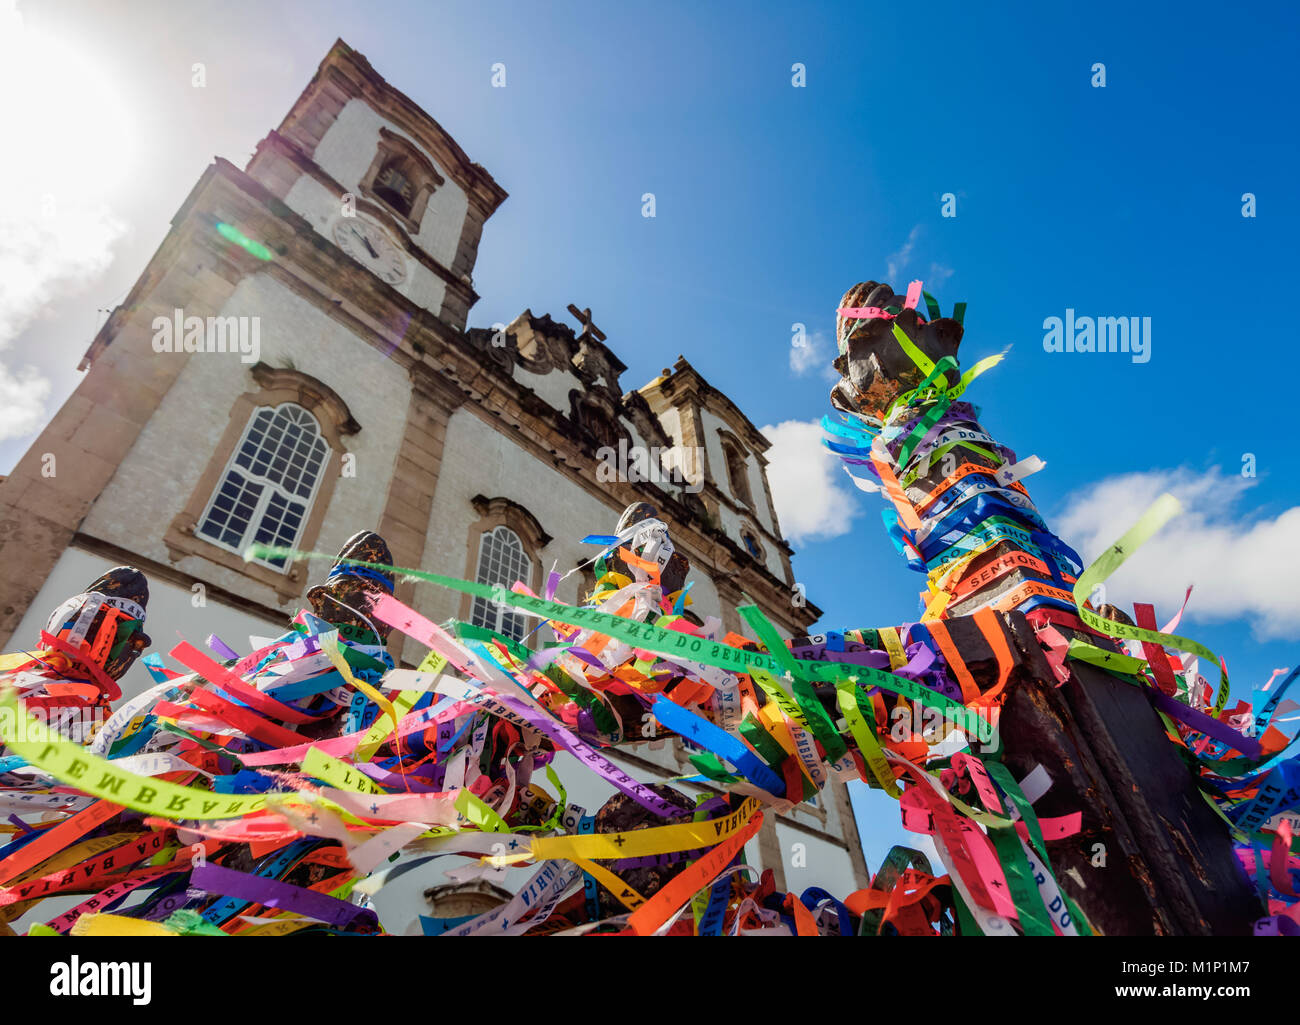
489 690 684 818
1254 915 1300 936
356 763 442 792
789 644 891 670
191 862 377 930
6 813 34 835
1150 690 1261 760
207 634 241 661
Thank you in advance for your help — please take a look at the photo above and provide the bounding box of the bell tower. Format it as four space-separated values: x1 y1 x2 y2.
244 39 508 329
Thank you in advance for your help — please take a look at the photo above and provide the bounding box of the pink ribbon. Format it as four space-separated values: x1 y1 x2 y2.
837 280 927 321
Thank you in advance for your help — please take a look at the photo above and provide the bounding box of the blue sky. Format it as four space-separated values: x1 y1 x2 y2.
2 0 1297 876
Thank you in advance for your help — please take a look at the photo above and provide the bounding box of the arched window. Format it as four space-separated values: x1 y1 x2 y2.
373 158 416 218
359 128 445 235
741 529 763 560
469 526 534 641
723 439 753 507
196 403 329 570
166 363 359 600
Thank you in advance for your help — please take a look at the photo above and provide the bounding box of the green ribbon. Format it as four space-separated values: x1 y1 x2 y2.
247 544 991 741
1069 493 1230 714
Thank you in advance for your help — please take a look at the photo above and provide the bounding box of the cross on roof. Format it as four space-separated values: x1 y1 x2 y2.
567 304 607 343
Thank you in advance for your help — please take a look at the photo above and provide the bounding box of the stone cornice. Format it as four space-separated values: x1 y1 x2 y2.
408 360 468 412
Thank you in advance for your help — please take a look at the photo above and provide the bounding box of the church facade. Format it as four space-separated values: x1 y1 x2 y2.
0 40 869 902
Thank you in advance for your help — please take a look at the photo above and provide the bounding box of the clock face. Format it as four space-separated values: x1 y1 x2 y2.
332 218 408 286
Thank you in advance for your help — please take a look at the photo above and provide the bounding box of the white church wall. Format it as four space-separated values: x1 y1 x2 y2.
615 417 678 504
716 502 742 550
698 413 789 582
310 98 470 270
655 404 682 448
761 551 786 590
80 273 410 611
642 405 701 493
510 363 582 414
281 173 448 313
699 408 731 505
700 408 773 531
782 779 851 836
758 542 794 600
775 820 863 905
745 458 773 534
678 565 721 625
416 407 602 628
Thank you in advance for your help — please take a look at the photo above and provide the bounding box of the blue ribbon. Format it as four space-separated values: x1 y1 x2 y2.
800 885 854 936
650 697 784 797
920 502 1049 562
324 563 394 594
919 495 1048 560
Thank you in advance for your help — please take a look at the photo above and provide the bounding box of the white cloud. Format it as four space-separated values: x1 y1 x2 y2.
0 205 125 348
788 330 839 382
0 364 52 442
884 231 955 297
0 196 122 446
927 263 954 288
1054 467 1300 641
760 419 863 544
887 225 922 283
0 2 131 442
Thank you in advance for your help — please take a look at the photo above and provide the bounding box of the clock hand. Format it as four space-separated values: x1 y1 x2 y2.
351 226 379 259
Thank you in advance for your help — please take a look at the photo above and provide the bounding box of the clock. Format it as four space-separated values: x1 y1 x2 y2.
331 217 408 286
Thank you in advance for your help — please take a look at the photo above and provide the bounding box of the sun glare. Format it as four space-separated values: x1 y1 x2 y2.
0 2 136 202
